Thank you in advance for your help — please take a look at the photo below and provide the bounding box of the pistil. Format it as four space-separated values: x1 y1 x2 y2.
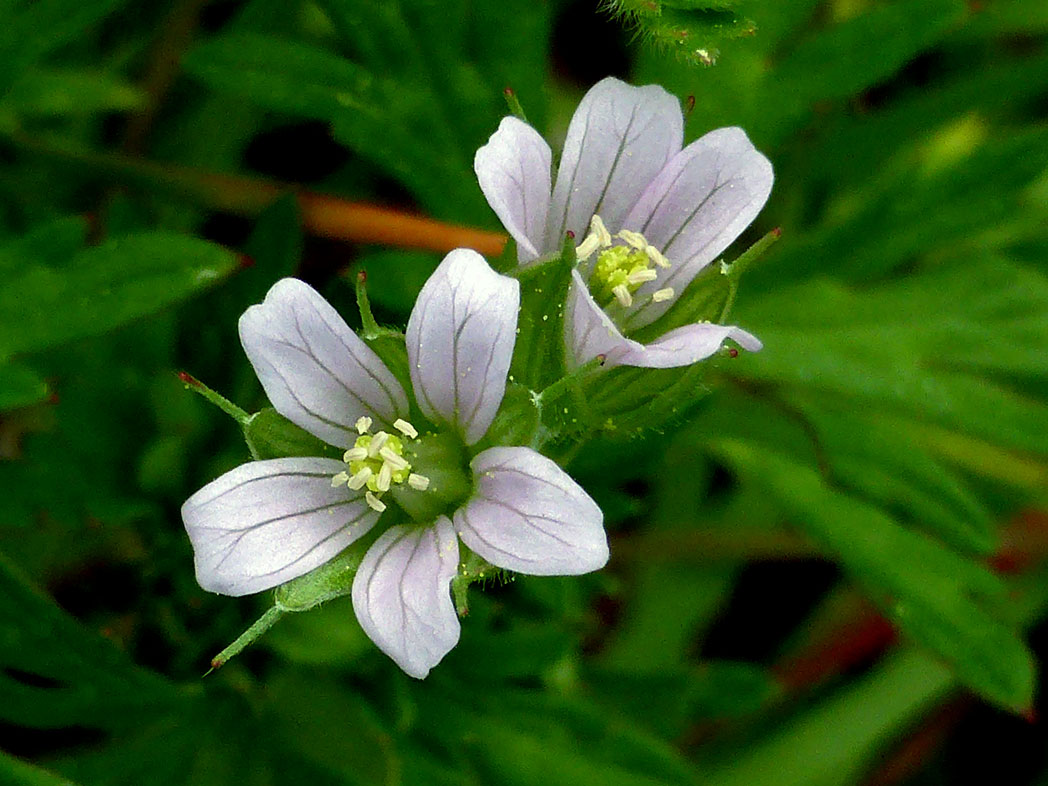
332 417 430 512
576 214 677 312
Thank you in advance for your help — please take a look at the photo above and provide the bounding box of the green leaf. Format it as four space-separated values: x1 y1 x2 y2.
772 0 966 105
0 68 143 122
712 439 1035 713
462 713 687 786
733 257 1048 455
0 215 87 271
586 662 776 737
0 749 79 786
0 551 184 729
695 649 955 786
0 361 48 410
0 232 238 360
263 670 399 786
184 31 478 219
784 393 995 553
0 0 130 93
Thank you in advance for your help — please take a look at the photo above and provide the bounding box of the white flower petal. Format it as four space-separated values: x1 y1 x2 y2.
351 518 460 679
455 447 608 575
182 457 379 597
564 271 643 368
406 249 520 445
624 322 762 368
565 273 760 369
620 127 774 332
239 279 408 448
545 77 683 250
474 116 553 264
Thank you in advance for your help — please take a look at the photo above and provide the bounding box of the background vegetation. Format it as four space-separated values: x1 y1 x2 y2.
1 0 1047 783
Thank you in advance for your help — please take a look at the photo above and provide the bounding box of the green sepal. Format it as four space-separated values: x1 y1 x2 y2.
508 235 575 390
361 330 415 407
274 534 380 612
451 544 502 616
243 407 340 460
582 361 715 437
475 381 541 450
632 227 780 344
390 431 472 523
630 263 731 345
490 237 519 275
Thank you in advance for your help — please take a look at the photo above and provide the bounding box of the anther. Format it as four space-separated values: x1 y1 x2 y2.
365 491 386 513
616 229 647 250
576 233 601 261
648 247 671 268
407 473 430 491
348 466 373 490
393 419 418 439
343 446 368 463
355 416 372 434
590 215 612 246
379 447 410 471
627 268 658 285
651 287 675 303
376 462 392 492
367 431 389 458
330 471 350 488
612 284 633 307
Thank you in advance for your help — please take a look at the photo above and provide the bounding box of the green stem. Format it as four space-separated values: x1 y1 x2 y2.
178 371 250 425
206 606 285 674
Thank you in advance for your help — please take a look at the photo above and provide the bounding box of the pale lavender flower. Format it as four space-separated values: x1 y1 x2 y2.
474 76 774 369
181 249 608 678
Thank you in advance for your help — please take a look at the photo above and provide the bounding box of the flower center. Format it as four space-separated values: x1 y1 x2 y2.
331 416 430 513
576 215 675 310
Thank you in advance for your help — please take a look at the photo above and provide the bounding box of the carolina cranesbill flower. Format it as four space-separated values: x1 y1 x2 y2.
181 249 608 678
474 77 774 369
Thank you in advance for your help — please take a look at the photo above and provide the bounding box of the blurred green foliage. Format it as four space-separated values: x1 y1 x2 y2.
1 0 1047 784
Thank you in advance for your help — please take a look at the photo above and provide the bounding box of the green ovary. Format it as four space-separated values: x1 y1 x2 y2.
591 246 652 307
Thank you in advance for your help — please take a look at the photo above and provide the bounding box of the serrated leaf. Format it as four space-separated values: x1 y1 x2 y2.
0 551 184 729
0 232 237 360
782 393 995 553
712 439 1035 712
696 649 955 786
733 257 1048 455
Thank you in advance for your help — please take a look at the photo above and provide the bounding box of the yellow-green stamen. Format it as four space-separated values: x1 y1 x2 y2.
576 214 676 311
333 417 430 511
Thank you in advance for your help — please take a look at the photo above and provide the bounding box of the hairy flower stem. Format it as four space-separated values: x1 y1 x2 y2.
206 606 285 674
178 371 250 425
